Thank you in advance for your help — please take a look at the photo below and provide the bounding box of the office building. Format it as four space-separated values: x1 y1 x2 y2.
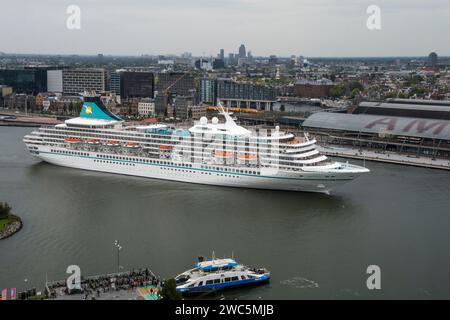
199 78 276 110
293 79 334 98
62 68 107 95
156 72 195 96
120 71 154 98
138 99 155 116
0 68 48 94
109 71 122 96
47 70 63 93
238 44 246 58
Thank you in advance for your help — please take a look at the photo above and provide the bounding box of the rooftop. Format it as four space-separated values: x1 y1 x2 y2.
303 112 450 141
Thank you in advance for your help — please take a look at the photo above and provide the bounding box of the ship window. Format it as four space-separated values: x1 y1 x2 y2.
224 277 231 282
231 276 238 281
213 279 221 284
206 280 214 285
197 281 203 286
241 276 246 280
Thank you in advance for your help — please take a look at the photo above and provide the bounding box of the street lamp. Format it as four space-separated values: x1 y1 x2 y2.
114 240 123 273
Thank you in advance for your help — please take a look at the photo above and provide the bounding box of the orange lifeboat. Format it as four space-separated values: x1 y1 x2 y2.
159 145 172 150
105 140 120 147
65 137 82 143
214 151 233 158
237 153 257 159
86 138 100 144
124 142 140 148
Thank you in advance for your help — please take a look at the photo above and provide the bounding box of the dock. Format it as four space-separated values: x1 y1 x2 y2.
318 145 450 170
45 268 161 300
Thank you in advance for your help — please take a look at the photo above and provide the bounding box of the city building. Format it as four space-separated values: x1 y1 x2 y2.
47 70 63 93
154 94 169 116
293 79 334 98
109 71 122 96
199 78 217 105
238 44 246 58
173 95 207 120
3 93 36 112
138 99 155 117
62 68 107 95
120 71 154 98
269 55 278 66
0 68 48 94
427 52 438 68
173 95 194 119
214 78 277 110
302 99 450 159
0 85 13 97
156 72 195 96
195 59 213 71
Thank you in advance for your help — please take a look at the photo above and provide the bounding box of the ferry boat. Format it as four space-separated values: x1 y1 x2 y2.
23 94 369 193
175 256 270 294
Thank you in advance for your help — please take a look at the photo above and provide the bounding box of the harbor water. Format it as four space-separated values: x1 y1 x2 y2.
1 126 450 299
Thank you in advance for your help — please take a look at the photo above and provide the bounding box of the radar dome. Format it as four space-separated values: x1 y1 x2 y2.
212 117 219 124
200 117 208 125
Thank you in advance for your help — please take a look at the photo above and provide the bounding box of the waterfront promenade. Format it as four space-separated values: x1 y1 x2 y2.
0 109 62 127
46 268 161 300
318 145 450 170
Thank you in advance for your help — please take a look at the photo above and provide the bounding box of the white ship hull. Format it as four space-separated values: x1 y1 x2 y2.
28 145 363 193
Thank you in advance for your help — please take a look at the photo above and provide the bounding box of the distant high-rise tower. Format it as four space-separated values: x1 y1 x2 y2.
238 44 246 58
219 49 225 60
427 52 438 67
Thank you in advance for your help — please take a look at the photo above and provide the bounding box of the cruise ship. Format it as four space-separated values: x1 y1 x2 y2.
23 95 369 193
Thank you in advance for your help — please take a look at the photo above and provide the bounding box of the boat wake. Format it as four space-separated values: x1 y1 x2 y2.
280 277 319 289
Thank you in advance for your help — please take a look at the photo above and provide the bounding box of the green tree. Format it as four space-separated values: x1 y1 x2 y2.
350 88 360 99
73 102 82 115
349 80 364 92
160 279 182 300
330 83 345 98
0 202 12 219
398 92 407 99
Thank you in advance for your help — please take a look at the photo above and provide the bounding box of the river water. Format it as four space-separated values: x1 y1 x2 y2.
1 126 450 299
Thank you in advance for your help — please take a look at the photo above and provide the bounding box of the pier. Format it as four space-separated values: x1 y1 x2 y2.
318 145 450 170
45 268 161 300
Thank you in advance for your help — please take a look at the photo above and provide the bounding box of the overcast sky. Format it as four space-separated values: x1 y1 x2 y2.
1 0 449 57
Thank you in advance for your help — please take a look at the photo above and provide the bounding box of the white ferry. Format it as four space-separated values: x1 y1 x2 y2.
23 95 369 193
175 256 270 294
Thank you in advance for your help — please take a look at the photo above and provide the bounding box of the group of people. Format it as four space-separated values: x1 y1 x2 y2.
47 268 162 299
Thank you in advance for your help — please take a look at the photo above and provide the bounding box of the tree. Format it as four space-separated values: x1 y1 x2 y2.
0 202 12 219
349 80 364 92
330 83 345 98
160 279 182 300
350 88 360 99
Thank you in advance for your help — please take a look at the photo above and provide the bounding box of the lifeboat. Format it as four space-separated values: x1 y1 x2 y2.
214 150 234 158
64 137 82 143
237 153 257 159
86 138 100 145
124 142 140 148
105 140 120 147
159 145 172 150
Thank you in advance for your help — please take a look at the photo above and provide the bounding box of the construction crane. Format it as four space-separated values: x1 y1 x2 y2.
161 73 187 97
